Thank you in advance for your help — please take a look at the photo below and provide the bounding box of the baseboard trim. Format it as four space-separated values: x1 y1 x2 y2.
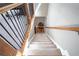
28 34 35 48
46 33 69 56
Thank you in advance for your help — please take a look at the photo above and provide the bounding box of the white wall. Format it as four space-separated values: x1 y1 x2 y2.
46 3 79 56
34 3 39 11
34 17 46 27
46 3 79 26
35 4 48 17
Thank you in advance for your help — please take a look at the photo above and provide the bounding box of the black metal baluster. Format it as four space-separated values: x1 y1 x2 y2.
14 10 23 37
11 10 24 42
16 9 24 36
18 9 25 35
0 22 21 48
18 8 27 41
14 9 24 40
6 12 22 45
10 10 24 42
21 7 27 34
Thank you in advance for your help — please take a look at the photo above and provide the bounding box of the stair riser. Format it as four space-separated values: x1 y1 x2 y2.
27 49 62 56
29 45 57 48
31 42 53 44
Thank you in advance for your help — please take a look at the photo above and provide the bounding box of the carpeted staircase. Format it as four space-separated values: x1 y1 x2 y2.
27 33 62 56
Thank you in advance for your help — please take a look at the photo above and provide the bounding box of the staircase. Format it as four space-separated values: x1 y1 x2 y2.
27 33 62 56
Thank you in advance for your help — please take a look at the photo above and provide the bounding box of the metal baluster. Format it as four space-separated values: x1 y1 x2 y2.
18 9 25 35
6 12 22 45
10 10 24 42
14 9 24 41
0 22 21 48
16 9 24 36
21 7 27 34
18 8 27 41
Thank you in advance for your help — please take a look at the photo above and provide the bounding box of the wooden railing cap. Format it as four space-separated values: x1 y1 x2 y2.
0 3 23 14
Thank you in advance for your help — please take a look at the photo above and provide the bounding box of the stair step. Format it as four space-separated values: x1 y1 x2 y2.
32 34 51 42
28 47 57 50
31 42 53 44
32 39 51 42
27 49 62 56
29 44 57 48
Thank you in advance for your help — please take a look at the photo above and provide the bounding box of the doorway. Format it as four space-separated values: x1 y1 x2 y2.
35 22 45 33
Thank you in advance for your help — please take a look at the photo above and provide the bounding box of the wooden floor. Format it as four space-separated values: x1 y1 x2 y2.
27 33 62 56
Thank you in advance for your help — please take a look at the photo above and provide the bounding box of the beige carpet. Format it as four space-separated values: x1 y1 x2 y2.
27 33 62 56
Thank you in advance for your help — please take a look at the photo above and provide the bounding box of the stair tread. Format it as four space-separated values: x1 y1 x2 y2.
27 49 62 56
32 39 51 42
32 33 51 42
31 42 53 44
30 43 54 45
29 44 56 48
28 47 58 50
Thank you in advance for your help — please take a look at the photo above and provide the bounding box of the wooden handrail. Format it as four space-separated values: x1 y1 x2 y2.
0 3 23 14
45 26 79 31
16 3 35 55
35 26 79 31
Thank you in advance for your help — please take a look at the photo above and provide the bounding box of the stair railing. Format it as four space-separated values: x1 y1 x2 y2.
35 26 79 31
0 3 31 56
